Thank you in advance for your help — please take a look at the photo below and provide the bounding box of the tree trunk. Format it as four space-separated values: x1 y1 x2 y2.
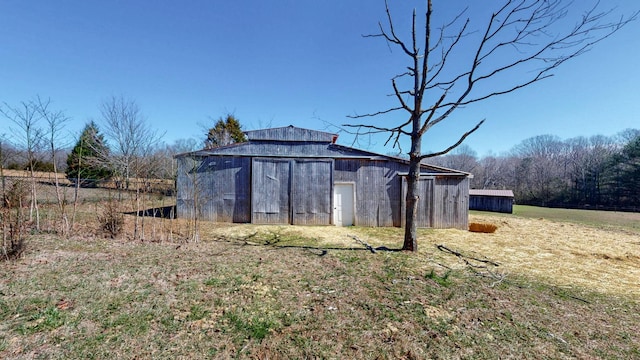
403 130 422 252
29 166 40 230
403 157 421 251
51 145 69 237
134 186 140 240
71 141 82 231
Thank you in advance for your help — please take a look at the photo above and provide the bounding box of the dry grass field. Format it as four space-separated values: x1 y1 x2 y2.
1 195 639 359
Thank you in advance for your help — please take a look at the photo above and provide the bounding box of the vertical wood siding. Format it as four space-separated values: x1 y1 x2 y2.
292 159 332 225
334 159 406 227
252 158 291 224
176 157 199 220
202 157 251 222
401 176 469 229
401 177 435 228
469 196 513 213
432 177 469 230
176 156 250 222
177 151 469 229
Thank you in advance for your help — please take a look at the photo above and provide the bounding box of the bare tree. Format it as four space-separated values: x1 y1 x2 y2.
0 135 11 204
514 134 566 204
346 0 637 251
99 96 164 240
176 155 206 242
36 97 71 236
430 144 478 173
1 135 8 246
473 154 518 190
1 100 44 230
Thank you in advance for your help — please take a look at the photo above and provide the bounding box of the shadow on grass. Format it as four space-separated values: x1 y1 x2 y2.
125 205 176 219
230 231 404 255
268 244 403 256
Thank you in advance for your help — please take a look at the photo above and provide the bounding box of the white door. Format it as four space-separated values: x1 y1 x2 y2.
333 183 354 226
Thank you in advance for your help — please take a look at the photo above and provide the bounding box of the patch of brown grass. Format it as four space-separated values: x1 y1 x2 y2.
2 202 640 359
429 214 640 298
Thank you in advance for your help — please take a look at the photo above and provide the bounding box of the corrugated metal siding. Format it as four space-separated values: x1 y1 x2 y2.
245 126 336 142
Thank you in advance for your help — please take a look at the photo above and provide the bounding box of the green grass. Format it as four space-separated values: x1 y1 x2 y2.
1 229 639 359
2 196 640 359
472 204 640 234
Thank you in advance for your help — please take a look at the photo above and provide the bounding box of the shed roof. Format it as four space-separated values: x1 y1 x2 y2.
469 189 514 197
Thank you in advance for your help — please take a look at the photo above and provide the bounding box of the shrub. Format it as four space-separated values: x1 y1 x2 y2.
98 200 124 238
2 180 28 260
3 180 29 209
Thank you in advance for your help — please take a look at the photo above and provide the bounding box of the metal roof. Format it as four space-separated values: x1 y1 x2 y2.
174 126 472 176
469 189 514 197
244 125 338 143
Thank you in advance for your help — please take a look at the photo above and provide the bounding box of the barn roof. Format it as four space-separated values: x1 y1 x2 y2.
469 189 514 197
175 126 471 176
244 125 338 143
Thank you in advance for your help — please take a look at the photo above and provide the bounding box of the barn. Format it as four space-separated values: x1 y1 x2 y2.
175 126 471 229
469 189 514 213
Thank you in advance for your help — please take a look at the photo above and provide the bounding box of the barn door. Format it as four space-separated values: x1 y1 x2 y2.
251 158 291 224
292 160 332 225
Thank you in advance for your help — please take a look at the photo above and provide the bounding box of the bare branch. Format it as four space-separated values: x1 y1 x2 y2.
421 119 485 160
346 106 405 119
346 0 637 251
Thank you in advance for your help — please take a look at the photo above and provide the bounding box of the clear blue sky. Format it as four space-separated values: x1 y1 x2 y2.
1 1 638 157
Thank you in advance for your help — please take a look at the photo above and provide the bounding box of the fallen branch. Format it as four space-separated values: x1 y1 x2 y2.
436 244 500 267
436 244 506 284
350 235 376 253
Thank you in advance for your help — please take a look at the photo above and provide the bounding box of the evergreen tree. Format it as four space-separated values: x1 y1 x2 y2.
204 114 246 149
66 121 112 186
606 135 640 206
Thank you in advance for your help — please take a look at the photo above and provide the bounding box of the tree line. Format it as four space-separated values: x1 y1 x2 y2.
430 129 640 210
